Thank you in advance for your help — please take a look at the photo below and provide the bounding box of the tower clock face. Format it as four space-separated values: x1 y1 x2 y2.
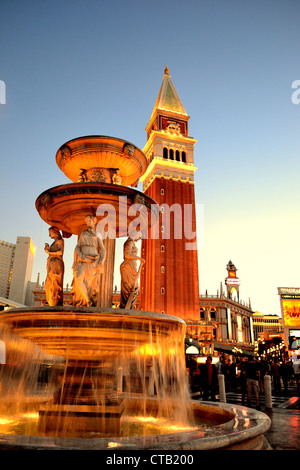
229 271 236 278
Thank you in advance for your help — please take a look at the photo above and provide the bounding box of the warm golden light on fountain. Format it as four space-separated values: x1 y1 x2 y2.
55 136 148 188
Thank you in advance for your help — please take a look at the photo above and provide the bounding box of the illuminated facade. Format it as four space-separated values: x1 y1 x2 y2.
278 287 300 355
140 67 200 322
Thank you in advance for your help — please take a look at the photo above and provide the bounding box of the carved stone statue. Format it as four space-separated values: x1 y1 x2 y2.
112 169 123 185
44 226 64 306
72 215 106 306
120 236 145 309
77 167 123 185
78 167 111 183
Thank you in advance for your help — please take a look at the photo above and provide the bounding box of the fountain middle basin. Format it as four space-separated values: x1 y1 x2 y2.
0 306 184 359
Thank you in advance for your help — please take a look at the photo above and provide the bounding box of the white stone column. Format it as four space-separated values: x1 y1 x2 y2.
218 373 226 403
264 374 273 409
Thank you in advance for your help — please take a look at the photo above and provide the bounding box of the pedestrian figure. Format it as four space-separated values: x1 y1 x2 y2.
292 355 300 391
229 358 237 390
201 356 218 401
279 361 289 395
239 360 248 406
215 356 225 374
271 360 281 395
222 358 236 391
222 359 231 390
245 357 260 409
257 359 267 393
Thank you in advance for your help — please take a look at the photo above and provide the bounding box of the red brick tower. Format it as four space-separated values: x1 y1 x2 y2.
140 67 200 322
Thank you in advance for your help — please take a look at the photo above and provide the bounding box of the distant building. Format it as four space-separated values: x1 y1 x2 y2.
197 261 255 357
252 311 283 341
0 240 16 298
252 311 285 361
0 236 35 305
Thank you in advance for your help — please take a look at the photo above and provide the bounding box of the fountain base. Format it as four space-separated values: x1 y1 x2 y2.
38 401 125 437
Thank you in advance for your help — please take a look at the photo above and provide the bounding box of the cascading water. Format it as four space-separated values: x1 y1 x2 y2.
0 307 196 440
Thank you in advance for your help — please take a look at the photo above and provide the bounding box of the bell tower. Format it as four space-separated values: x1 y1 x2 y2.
225 260 240 301
140 67 200 322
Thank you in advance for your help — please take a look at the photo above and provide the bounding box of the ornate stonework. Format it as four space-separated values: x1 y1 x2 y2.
78 167 123 185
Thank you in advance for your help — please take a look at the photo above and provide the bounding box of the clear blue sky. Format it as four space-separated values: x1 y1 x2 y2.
1 0 300 315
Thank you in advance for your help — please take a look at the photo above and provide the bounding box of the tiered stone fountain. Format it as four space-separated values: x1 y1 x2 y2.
0 135 271 450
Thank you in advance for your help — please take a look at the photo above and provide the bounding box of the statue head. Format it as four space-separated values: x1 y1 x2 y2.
49 226 62 238
85 214 97 228
123 143 135 158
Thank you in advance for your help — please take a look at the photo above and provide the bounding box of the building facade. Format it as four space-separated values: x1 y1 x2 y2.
198 295 255 357
196 261 255 357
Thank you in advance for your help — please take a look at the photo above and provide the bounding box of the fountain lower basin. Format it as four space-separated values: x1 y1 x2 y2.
0 397 271 450
0 306 271 450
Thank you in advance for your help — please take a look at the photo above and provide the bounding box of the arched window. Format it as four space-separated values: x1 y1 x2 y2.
161 265 165 273
169 149 174 160
163 147 168 159
161 245 165 252
176 150 180 161
182 151 186 162
161 287 165 294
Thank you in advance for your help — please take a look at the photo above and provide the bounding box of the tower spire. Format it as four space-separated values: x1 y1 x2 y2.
149 67 188 121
